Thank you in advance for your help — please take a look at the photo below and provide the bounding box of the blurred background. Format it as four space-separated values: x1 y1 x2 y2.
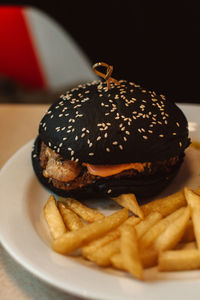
0 0 200 104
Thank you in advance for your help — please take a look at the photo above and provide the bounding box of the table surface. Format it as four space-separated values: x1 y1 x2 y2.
0 104 82 300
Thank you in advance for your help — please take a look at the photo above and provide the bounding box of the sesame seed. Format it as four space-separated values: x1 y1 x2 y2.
125 131 130 135
96 136 101 141
119 145 123 150
89 152 94 156
143 136 148 139
112 141 118 145
106 148 110 152
159 134 164 138
176 122 180 127
107 189 112 194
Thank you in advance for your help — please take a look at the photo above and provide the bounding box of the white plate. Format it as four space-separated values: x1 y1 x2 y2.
1 104 200 300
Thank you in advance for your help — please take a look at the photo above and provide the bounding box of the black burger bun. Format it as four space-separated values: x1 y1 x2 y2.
32 76 190 199
38 80 189 164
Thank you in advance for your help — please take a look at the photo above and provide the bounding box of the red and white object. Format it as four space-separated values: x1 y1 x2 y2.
0 6 96 90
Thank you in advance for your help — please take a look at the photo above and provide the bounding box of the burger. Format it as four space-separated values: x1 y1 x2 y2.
32 63 190 199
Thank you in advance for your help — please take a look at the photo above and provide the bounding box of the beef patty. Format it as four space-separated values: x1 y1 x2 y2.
39 141 180 193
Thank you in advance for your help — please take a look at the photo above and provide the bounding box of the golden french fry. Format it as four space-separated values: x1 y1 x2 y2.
141 190 186 217
175 242 197 250
110 253 125 271
82 215 141 258
120 224 143 280
153 207 190 252
135 211 162 239
124 215 141 227
58 197 104 223
58 202 83 231
83 239 120 267
82 215 140 257
140 248 158 268
82 229 121 258
181 219 195 243
112 193 144 219
184 187 200 249
52 208 128 254
139 207 186 249
111 248 158 271
158 249 200 271
43 195 67 239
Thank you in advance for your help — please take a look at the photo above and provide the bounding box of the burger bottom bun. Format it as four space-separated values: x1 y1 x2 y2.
32 137 183 200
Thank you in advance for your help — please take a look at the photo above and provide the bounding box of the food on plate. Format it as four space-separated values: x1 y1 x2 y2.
158 249 200 271
58 197 104 223
43 195 67 239
153 206 190 252
32 62 190 199
58 202 84 231
139 206 187 249
43 186 200 280
141 190 186 217
184 187 200 248
112 193 144 218
120 224 143 279
52 208 128 254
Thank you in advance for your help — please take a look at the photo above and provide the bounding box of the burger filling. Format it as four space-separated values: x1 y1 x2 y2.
39 142 180 192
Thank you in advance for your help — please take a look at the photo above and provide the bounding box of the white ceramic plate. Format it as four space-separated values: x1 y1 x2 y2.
1 104 200 300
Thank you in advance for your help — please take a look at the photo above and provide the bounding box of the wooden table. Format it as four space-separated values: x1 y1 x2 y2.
0 104 81 300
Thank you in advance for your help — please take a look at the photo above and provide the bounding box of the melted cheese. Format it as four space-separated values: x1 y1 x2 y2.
82 162 146 177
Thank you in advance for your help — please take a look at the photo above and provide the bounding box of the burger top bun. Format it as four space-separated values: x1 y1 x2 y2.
39 63 190 165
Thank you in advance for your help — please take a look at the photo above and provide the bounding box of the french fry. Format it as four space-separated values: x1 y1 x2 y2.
112 193 144 219
124 215 141 227
111 248 158 271
58 197 104 223
110 253 125 271
158 249 200 271
135 211 162 239
82 229 121 258
181 219 195 243
52 208 128 254
58 202 83 231
43 195 67 239
139 207 186 249
175 242 197 250
141 190 186 217
83 239 120 266
184 187 200 249
140 248 158 268
153 207 190 252
82 216 141 258
120 224 143 279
